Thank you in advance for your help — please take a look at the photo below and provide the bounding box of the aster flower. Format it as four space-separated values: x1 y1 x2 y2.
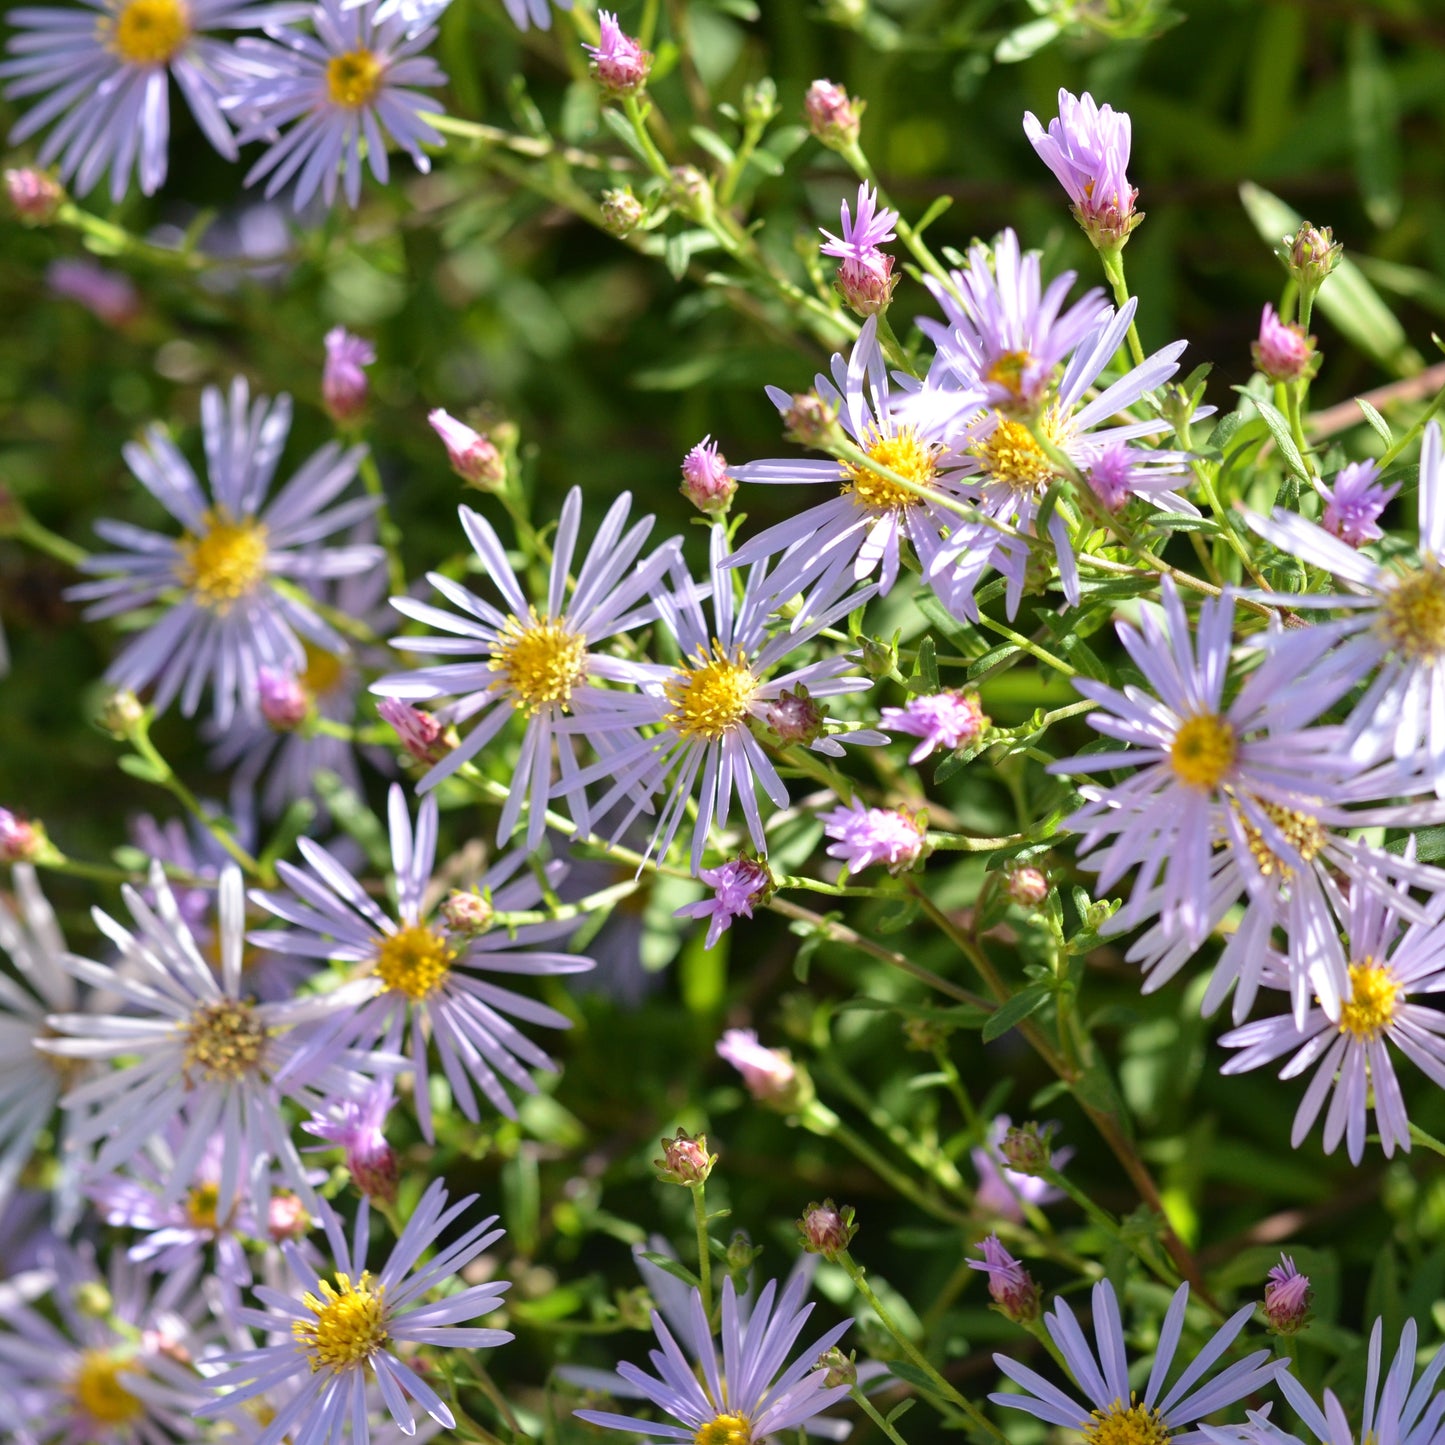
584 11 650 94
321 326 374 422
574 1272 852 1445
250 785 594 1139
1243 420 1445 791
67 378 382 728
971 1114 1067 1221
1218 869 1445 1165
500 0 570 28
226 0 447 211
968 1235 1038 1323
302 1078 398 1202
1318 461 1398 548
1022 89 1141 250
1253 305 1314 383
716 1027 801 1107
820 800 926 875
0 0 255 203
0 1242 215 1445
675 858 773 949
1262 1255 1311 1335
728 316 989 622
880 688 987 763
818 182 899 315
680 436 736 516
992 1278 1282 1441
375 486 678 851
580 528 885 871
199 1179 512 1445
40 861 379 1220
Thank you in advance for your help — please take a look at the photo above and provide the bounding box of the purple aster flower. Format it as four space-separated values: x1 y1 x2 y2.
971 1114 1067 1220
968 1235 1038 1322
1253 304 1314 383
992 1278 1283 1441
375 486 678 851
1218 868 1445 1165
1244 420 1445 792
680 436 736 516
68 378 382 728
716 1027 799 1106
1022 89 1141 250
321 326 374 422
574 1272 851 1445
1318 460 1398 548
820 800 926 875
581 528 886 871
249 784 594 1139
199 1179 512 1445
45 259 141 325
302 1078 398 1203
880 688 987 763
584 10 650 93
1262 1254 1311 1335
0 0 256 202
226 0 447 212
819 182 899 315
675 858 773 949
1083 440 1193 516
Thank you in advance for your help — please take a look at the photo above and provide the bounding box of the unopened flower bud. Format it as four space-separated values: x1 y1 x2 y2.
601 186 646 237
764 687 827 746
835 253 897 318
741 77 779 128
860 632 901 680
258 667 308 732
268 1190 311 1242
798 1199 857 1260
428 408 505 490
322 327 374 424
669 165 710 219
1004 863 1050 907
780 389 841 449
0 809 44 863
1252 304 1315 383
5 167 63 223
441 888 494 935
1286 223 1343 292
805 79 863 150
98 689 144 738
968 1234 1039 1324
1000 1121 1055 1177
377 698 455 767
1263 1254 1312 1335
584 11 652 94
680 436 736 515
655 1128 716 1185
819 1346 857 1389
72 1281 114 1318
725 1230 762 1275
902 1016 955 1052
716 1028 810 1110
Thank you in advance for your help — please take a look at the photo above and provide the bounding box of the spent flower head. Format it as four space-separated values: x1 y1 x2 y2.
681 436 736 515
968 1235 1039 1324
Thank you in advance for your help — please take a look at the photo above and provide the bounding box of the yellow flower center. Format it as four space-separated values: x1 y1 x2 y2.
73 1350 143 1425
186 1182 220 1231
108 0 189 66
840 426 939 511
664 643 758 742
293 1272 389 1373
971 412 1060 493
490 609 588 716
1169 713 1237 791
984 349 1035 403
1083 1399 1170 1445
1235 798 1327 881
326 49 385 108
1338 958 1401 1040
183 998 267 1082
176 510 269 613
301 641 348 699
374 923 454 1000
695 1414 752 1445
1378 563 1445 663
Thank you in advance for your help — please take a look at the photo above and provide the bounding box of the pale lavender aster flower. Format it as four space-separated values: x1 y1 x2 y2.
716 1027 797 1105
1218 871 1445 1165
249 785 594 1139
375 486 678 851
500 0 570 28
302 1078 397 1202
880 689 987 763
968 1235 1038 1322
584 10 650 93
344 0 449 37
1022 89 1140 250
428 408 503 488
1253 304 1314 382
1319 460 1398 549
675 858 772 949
574 1272 851 1445
199 1179 512 1445
0 0 254 203
580 528 886 871
818 182 899 315
992 1278 1282 1441
971 1114 1066 1221
1262 1254 1311 1334
1084 440 1193 515
1244 420 1445 791
321 326 374 422
820 800 925 875
67 378 382 728
226 0 447 211
45 259 141 325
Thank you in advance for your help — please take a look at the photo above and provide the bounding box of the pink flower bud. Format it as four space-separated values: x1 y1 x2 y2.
441 889 494 935
267 1191 311 1242
805 79 862 149
1287 224 1342 291
798 1200 857 1260
322 327 375 423
377 698 453 767
0 809 43 863
5 168 63 223
764 687 826 746
780 389 841 449
304 1083 399 1205
680 436 736 515
1005 863 1050 906
584 10 652 94
655 1128 716 1185
968 1235 1040 1323
258 667 308 731
1252 304 1315 383
428 408 505 490
601 186 645 237
716 1028 808 1109
999 1121 1055 1177
1263 1254 1312 1334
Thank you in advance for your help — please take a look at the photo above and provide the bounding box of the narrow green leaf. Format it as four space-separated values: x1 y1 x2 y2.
1356 397 1393 449
689 125 736 167
982 982 1051 1042
638 1252 701 1288
994 17 1058 62
1245 393 1310 480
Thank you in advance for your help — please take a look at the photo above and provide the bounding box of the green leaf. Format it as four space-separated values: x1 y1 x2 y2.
982 981 1051 1042
638 1252 702 1289
689 125 736 167
117 753 166 784
994 16 1058 62
1356 397 1393 449
913 195 954 236
884 1358 948 1399
600 106 648 162
1242 393 1310 480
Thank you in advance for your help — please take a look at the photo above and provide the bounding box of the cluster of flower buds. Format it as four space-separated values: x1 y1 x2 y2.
655 1128 716 1185
797 1199 857 1261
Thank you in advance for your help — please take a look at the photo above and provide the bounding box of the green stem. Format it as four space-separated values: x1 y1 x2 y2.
926 830 1028 853
12 509 88 568
690 1180 713 1321
850 1383 912 1445
1097 249 1147 369
357 450 408 598
972 615 1076 678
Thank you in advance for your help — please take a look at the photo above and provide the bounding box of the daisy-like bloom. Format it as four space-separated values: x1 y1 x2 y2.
1252 304 1314 383
1243 420 1445 791
250 785 594 1139
321 326 374 422
575 1272 852 1445
1022 89 1141 251
968 1235 1038 1323
40 861 380 1220
0 0 254 203
1218 871 1445 1165
68 378 382 728
880 688 987 762
820 800 926 875
992 1278 1282 1444
199 1178 513 1445
1202 1317 1445 1445
581 529 886 871
971 1114 1067 1221
675 858 773 949
374 486 678 851
226 0 447 211
728 316 988 622
302 1078 398 1203
0 1242 215 1445
1318 460 1398 548
1262 1255 1311 1334
819 182 899 316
